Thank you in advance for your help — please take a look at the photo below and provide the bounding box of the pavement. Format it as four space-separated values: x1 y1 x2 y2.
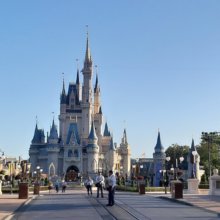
1 188 220 220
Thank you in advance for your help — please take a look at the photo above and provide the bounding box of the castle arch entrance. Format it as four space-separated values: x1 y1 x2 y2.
65 165 79 182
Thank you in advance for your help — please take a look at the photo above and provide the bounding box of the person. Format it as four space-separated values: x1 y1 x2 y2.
62 180 67 193
95 172 105 198
106 170 116 206
55 180 59 193
85 176 93 195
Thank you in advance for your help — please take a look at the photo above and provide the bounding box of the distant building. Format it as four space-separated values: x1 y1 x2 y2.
29 34 131 180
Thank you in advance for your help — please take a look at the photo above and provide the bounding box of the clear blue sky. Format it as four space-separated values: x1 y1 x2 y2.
0 1 220 159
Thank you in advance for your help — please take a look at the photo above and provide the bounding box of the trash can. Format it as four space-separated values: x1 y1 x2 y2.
171 181 183 199
19 182 28 199
138 180 145 194
139 183 145 194
34 183 40 195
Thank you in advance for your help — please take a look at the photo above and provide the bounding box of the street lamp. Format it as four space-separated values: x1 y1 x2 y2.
164 156 170 194
34 166 43 195
173 156 184 180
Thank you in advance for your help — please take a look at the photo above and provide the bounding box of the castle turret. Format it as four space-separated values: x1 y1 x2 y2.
76 68 82 101
81 33 93 144
187 139 200 179
48 119 59 144
87 120 99 175
103 122 111 137
94 73 101 114
119 129 131 177
31 123 45 144
153 131 166 186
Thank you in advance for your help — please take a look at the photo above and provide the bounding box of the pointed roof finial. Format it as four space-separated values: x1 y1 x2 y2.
154 131 164 152
191 138 196 151
62 73 66 94
36 115 38 126
88 120 98 140
76 60 80 85
84 25 92 65
94 65 99 92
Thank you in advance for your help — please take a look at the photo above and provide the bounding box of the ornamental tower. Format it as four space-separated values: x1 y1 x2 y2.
153 131 166 186
81 33 93 145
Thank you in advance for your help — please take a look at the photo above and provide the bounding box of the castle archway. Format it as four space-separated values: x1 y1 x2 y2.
65 165 79 182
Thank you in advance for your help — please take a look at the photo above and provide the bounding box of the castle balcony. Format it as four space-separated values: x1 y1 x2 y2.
47 146 60 153
65 156 80 162
29 149 39 154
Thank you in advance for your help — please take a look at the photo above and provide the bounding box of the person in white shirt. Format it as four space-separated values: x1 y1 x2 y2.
85 176 93 195
95 172 105 198
106 170 116 206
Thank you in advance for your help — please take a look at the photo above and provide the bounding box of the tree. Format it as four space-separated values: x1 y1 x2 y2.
198 132 220 177
165 144 190 170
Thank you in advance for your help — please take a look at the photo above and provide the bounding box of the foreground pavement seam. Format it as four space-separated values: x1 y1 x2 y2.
159 196 220 217
3 195 37 220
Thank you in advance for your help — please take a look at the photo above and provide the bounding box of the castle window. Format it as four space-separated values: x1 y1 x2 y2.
71 98 74 103
68 150 73 157
74 149 79 157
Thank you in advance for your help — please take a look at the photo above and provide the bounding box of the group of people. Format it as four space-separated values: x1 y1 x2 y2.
85 170 116 206
54 180 67 193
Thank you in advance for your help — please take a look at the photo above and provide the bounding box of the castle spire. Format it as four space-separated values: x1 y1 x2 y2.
190 138 196 151
84 27 92 68
76 68 80 85
94 73 98 92
103 122 110 137
88 120 98 140
154 131 164 153
61 73 66 104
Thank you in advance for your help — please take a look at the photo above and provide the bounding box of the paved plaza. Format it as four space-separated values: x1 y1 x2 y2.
1 188 220 220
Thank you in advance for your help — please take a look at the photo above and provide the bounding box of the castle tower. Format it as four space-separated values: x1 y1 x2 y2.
94 73 101 115
93 73 103 147
119 129 131 177
153 131 166 186
59 78 66 142
187 139 200 179
48 119 59 144
108 136 116 172
87 120 99 176
81 33 93 144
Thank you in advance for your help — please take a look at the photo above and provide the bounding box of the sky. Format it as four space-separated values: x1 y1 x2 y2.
0 0 220 160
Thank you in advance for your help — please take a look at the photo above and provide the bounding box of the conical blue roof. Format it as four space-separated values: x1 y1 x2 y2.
154 131 164 153
76 69 80 85
94 74 99 93
190 139 196 151
49 119 58 140
61 79 66 104
88 121 98 140
103 122 110 137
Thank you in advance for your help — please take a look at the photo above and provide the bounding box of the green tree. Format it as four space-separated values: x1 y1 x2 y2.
165 144 189 170
198 132 220 177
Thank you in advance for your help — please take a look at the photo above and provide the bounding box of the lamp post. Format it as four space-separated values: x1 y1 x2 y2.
174 156 184 180
164 156 170 194
34 166 43 195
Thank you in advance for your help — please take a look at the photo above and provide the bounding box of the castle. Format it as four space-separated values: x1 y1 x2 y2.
29 34 131 180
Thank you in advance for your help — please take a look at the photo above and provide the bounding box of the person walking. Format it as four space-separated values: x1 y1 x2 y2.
95 172 105 198
106 170 116 206
55 180 59 193
62 180 67 193
85 176 93 195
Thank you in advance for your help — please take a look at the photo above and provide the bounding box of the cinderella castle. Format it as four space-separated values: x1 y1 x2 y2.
29 34 131 180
